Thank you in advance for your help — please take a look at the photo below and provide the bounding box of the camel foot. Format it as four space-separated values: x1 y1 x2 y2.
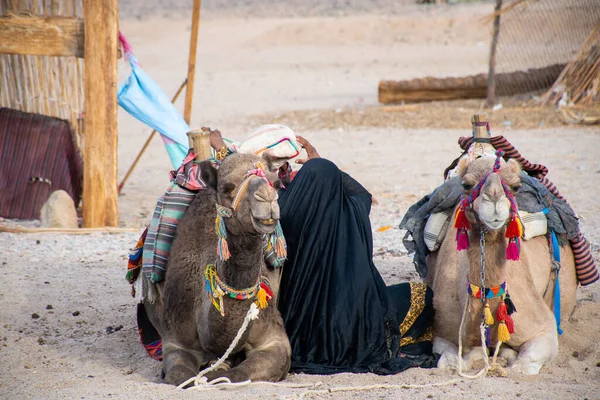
204 367 250 384
499 346 518 365
164 364 197 387
509 359 544 375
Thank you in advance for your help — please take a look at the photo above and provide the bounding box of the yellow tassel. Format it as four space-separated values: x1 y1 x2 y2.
516 216 524 237
484 303 495 325
498 321 511 343
256 288 268 309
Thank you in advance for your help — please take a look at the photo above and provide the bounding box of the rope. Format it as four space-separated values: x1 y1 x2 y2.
178 302 261 390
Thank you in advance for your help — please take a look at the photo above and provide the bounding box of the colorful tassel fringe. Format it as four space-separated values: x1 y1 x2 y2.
504 293 517 315
255 281 274 309
273 221 287 259
506 238 520 261
454 203 471 251
484 303 495 325
215 204 233 261
497 321 511 343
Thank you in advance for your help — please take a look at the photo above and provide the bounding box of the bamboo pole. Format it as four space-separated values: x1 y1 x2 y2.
82 0 119 227
183 0 201 125
118 79 188 194
486 0 503 108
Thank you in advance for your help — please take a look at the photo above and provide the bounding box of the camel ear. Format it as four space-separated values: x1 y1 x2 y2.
197 160 218 190
260 152 279 172
506 159 522 175
456 156 470 178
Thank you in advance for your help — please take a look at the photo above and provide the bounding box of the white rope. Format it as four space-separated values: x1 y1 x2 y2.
456 296 506 379
457 296 490 379
177 302 261 390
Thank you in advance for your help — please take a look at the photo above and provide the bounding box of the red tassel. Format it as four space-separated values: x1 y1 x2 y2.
497 302 508 321
456 228 469 251
505 314 515 334
260 282 273 299
505 217 520 238
506 238 520 260
454 206 471 230
497 300 516 334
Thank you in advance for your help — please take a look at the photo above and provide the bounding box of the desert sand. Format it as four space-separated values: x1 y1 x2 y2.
1 1 599 399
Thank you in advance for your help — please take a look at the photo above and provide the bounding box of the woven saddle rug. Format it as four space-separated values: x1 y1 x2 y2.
400 135 598 286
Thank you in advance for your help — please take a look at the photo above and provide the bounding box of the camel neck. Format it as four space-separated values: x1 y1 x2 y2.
466 226 509 287
216 233 264 289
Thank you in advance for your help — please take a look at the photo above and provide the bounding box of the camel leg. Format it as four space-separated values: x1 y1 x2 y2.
434 336 487 371
434 336 460 370
499 346 518 365
162 342 204 386
510 331 558 375
204 334 291 383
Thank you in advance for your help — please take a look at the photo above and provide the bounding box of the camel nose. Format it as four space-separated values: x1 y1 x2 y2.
253 181 280 219
483 174 505 202
254 184 278 203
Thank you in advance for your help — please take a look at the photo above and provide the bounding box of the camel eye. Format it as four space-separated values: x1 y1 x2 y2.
511 184 522 192
462 183 474 191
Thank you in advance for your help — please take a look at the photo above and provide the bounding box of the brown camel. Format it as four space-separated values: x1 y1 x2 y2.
426 153 577 375
143 153 291 386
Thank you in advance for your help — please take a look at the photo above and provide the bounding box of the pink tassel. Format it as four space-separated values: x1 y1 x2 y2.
456 229 469 251
218 237 231 261
506 238 520 260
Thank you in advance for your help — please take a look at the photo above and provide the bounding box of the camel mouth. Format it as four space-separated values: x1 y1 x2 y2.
481 218 506 230
251 216 278 234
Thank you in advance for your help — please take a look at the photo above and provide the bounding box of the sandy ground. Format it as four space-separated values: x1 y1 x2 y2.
2 1 600 399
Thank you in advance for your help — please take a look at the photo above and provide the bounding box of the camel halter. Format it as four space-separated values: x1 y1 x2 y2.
214 163 287 262
453 149 524 261
204 264 273 317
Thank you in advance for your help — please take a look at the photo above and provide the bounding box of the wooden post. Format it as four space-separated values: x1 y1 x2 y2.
183 0 202 126
187 128 213 161
82 0 119 227
486 0 503 108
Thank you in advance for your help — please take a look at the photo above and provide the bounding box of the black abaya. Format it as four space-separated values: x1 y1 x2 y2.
278 158 436 374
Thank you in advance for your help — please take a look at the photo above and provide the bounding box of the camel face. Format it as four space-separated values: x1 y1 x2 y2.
217 153 281 235
458 156 522 231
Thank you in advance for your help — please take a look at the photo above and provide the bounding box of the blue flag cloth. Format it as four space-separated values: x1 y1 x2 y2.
117 33 189 168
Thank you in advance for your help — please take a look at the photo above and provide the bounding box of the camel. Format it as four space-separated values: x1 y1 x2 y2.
426 152 578 375
142 153 291 386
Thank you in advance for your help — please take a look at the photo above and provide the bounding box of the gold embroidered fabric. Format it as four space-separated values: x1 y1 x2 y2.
399 326 433 347
399 282 427 337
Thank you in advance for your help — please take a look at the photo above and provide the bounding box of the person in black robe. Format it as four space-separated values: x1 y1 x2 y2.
276 137 436 375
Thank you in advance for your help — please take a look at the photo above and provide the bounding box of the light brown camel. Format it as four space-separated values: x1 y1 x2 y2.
143 153 291 386
426 153 577 375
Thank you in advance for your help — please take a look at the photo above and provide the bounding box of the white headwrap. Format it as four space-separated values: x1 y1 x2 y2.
231 124 301 170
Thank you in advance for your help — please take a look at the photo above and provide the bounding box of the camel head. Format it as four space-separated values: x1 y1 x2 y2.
215 153 281 236
456 151 522 232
